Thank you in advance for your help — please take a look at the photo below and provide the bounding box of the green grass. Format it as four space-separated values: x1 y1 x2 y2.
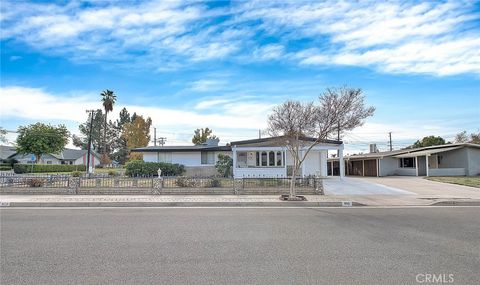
426 176 480 188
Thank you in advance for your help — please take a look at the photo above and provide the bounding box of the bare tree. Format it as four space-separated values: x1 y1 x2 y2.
268 87 375 199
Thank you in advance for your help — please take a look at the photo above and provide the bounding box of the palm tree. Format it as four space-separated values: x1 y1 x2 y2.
100 89 117 164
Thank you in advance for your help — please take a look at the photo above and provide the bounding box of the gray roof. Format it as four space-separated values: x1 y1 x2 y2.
0 145 17 160
231 136 342 146
329 143 480 160
8 148 100 161
50 148 101 160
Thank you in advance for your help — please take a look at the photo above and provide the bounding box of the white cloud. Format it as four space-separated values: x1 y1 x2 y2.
0 86 272 145
2 1 479 76
189 80 227 92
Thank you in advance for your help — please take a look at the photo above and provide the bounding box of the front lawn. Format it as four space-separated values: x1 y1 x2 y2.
426 176 480 188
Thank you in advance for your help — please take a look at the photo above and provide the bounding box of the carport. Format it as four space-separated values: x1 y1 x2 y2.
348 159 379 177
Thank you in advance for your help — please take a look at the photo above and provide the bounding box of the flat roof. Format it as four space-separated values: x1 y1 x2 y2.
328 143 479 160
231 136 342 146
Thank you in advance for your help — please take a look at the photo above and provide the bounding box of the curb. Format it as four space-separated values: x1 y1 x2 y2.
431 200 480 206
0 201 366 208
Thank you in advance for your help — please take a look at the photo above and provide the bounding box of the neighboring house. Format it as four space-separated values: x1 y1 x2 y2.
10 148 101 166
132 138 231 176
132 136 345 178
0 145 17 162
328 143 480 177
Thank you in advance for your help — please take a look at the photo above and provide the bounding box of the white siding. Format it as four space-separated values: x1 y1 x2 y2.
171 152 201 166
378 157 398 176
303 150 322 176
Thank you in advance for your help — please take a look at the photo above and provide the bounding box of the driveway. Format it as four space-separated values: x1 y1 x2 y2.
323 177 415 195
359 176 480 198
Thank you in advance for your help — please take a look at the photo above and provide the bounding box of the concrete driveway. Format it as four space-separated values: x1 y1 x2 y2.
324 177 416 195
358 176 480 198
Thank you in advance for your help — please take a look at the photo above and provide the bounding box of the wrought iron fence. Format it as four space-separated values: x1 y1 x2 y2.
0 174 323 194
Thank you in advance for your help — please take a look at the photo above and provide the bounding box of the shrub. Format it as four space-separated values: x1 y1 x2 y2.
0 165 12 171
25 178 45 187
71 171 82 177
108 170 117 176
125 160 185 177
175 176 200 187
215 154 233 177
210 178 221 188
13 164 87 174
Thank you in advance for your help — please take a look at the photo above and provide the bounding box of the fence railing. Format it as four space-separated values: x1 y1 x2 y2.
0 175 324 194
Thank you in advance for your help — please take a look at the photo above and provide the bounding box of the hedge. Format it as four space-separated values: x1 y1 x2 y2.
13 164 87 174
125 160 185 177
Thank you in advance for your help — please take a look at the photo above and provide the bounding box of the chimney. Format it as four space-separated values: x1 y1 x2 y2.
369 144 379 153
204 138 219 146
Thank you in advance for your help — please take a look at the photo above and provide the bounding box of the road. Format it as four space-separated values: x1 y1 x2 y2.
1 207 479 284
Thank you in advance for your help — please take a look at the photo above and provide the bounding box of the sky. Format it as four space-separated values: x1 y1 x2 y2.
1 0 479 155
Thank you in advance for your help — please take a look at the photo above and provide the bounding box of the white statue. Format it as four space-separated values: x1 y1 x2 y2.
157 168 162 177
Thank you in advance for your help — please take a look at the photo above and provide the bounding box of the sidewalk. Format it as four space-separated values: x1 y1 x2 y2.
1 194 479 207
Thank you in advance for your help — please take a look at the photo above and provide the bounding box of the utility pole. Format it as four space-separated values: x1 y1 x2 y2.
157 137 166 146
86 110 96 175
388 132 393 151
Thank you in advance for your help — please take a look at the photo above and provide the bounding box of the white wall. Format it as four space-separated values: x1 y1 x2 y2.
74 154 101 166
303 150 323 176
378 157 398 176
171 152 201 166
395 168 416 176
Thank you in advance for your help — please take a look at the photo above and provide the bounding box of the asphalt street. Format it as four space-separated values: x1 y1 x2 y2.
1 207 479 284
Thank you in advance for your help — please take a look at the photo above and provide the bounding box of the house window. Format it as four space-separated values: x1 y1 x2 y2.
158 153 172 163
268 151 275 166
46 161 52 165
261 151 267 166
201 151 215 165
276 151 283 166
236 152 247 168
256 152 260 166
400 157 415 168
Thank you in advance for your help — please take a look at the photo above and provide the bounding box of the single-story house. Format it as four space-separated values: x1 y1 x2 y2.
9 148 101 166
132 136 345 178
132 138 231 176
328 143 480 177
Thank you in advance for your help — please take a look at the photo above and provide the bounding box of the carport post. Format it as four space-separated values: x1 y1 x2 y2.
425 155 429 177
362 160 365 177
415 156 419 176
339 146 345 179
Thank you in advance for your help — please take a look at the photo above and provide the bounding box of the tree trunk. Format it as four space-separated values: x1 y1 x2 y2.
289 167 296 198
103 112 107 158
36 154 41 164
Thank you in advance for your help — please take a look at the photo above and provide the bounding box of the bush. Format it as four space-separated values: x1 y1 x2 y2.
125 160 185 177
215 154 233 177
0 165 12 171
108 170 118 176
210 178 221 188
71 171 82 177
25 178 45 187
13 164 87 174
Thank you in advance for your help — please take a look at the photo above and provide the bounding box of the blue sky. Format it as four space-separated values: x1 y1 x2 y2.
1 0 479 154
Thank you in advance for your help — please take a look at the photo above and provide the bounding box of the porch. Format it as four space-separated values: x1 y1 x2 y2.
393 146 467 177
232 145 344 178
